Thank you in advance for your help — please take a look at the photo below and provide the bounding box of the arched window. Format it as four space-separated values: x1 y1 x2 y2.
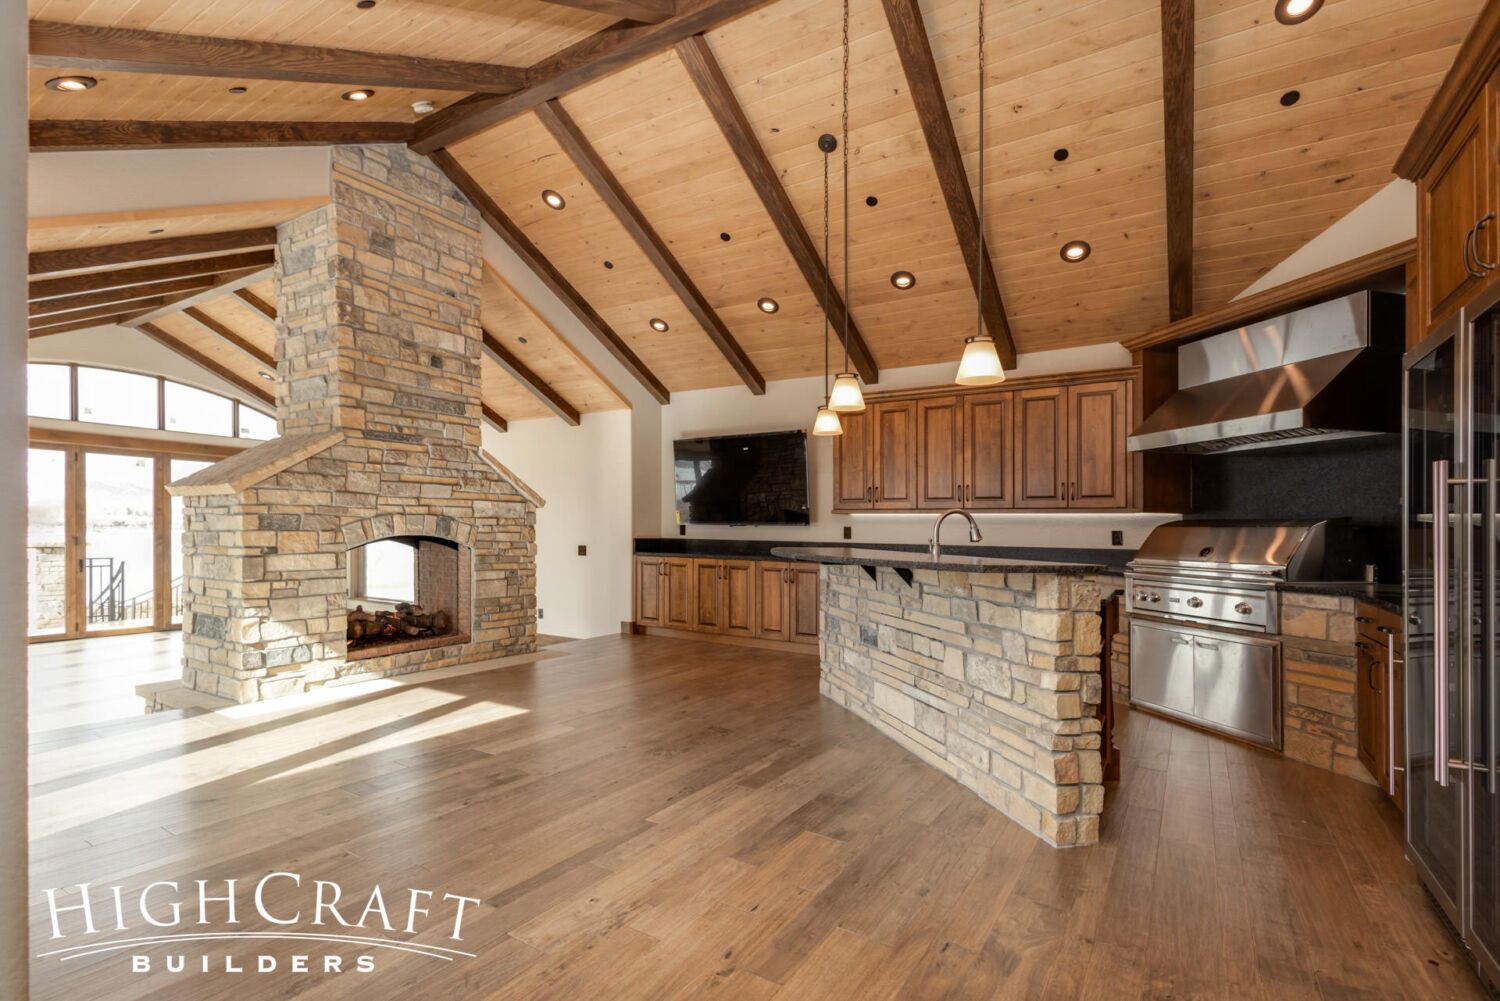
26 363 277 441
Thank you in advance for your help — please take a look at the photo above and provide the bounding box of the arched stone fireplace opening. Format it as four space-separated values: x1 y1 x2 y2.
346 535 472 659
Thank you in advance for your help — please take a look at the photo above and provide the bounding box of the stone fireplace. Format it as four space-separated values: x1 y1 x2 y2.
168 144 540 704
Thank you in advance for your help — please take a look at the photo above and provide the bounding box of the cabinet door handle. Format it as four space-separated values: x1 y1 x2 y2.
1465 224 1484 279
1476 212 1497 271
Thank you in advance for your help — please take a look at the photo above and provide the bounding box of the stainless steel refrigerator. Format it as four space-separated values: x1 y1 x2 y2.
1406 279 1500 988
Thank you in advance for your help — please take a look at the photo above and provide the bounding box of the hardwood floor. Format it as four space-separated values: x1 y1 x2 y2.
28 633 1491 1000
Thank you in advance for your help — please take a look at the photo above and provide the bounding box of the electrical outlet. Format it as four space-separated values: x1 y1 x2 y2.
843 526 852 540
538 608 544 619
1111 530 1124 546
679 524 686 536
577 544 587 556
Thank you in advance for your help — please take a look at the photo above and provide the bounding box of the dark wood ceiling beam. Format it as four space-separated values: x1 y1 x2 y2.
32 119 414 152
28 252 275 301
428 148 671 404
123 269 275 327
1122 239 1415 351
481 327 582 425
233 287 277 321
1160 0 1195 321
136 322 275 405
410 0 776 154
29 308 158 338
29 299 165 332
29 228 277 277
676 34 879 385
880 0 1016 370
481 403 509 433
536 99 764 394
182 307 276 368
29 20 526 92
538 0 676 22
28 275 217 318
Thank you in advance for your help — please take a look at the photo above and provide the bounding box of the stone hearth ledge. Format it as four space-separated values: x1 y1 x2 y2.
778 548 1111 848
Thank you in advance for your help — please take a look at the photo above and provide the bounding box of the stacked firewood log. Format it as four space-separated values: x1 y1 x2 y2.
347 603 453 647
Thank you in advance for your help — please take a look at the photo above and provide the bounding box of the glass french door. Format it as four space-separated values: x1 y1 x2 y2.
26 445 216 641
1405 322 1465 928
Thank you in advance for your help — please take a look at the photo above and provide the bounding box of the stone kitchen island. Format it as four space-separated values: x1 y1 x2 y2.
772 546 1119 847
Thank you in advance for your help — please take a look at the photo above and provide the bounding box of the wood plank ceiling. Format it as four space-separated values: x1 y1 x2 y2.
24 0 1486 396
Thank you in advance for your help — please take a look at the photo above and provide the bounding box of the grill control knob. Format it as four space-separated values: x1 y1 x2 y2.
1149 593 1161 603
1186 596 1204 608
1235 602 1253 615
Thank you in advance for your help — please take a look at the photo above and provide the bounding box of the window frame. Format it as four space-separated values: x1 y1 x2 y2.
27 361 276 441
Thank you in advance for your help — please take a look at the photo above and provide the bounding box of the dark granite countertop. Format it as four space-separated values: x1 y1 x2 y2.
1279 581 1403 614
769 545 1113 576
637 537 1133 569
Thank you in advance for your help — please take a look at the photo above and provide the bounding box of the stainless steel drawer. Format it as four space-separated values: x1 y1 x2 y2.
1130 620 1282 749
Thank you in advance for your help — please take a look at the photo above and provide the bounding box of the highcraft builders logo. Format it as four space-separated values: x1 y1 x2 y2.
39 872 483 976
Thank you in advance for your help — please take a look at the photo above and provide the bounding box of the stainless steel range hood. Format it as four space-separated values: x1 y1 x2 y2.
1127 291 1405 454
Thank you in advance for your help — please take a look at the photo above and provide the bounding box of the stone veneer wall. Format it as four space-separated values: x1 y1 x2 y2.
1279 592 1370 783
174 144 536 703
819 564 1108 847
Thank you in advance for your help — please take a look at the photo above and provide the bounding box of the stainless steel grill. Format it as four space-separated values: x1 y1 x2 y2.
1124 519 1369 750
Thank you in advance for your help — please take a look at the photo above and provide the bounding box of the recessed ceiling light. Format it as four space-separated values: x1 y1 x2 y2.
890 270 916 290
1054 148 1070 162
1060 240 1091 263
228 86 248 94
411 99 434 115
603 260 614 269
542 189 566 210
148 228 165 235
342 88 375 101
257 371 275 381
356 0 377 8
866 196 879 207
756 297 779 314
719 232 731 242
45 76 97 93
1274 0 1323 25
1280 90 1301 107
518 336 528 344
649 318 669 332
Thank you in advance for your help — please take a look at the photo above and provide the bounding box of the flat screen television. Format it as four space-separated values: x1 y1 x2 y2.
673 430 810 526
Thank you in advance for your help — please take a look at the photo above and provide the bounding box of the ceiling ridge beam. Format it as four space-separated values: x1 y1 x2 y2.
409 0 777 154
29 299 165 332
31 120 414 153
481 326 583 425
1161 0 1195 321
675 33 879 385
28 19 526 92
539 0 676 23
535 98 765 395
29 253 275 301
28 310 144 338
233 287 278 321
29 227 277 277
123 269 276 327
427 148 671 405
182 306 276 368
880 0 1016 370
28 275 219 319
136 322 276 405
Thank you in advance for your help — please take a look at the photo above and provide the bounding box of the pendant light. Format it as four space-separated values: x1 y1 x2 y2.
829 0 866 414
954 0 1006 387
812 134 843 437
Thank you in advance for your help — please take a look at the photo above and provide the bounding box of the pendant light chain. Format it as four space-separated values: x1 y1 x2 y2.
823 143 832 404
975 0 985 341
840 0 851 375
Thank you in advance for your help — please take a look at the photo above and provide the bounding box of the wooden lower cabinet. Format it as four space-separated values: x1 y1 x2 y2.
1355 603 1405 808
635 555 816 648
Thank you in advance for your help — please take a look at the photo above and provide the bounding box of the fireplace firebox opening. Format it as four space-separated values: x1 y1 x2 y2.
346 535 471 659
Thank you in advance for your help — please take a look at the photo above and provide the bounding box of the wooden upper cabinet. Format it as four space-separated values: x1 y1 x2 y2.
1067 381 1130 509
871 400 918 509
1418 99 1493 332
917 396 965 509
1013 387 1068 509
832 409 873 510
964 391 1013 509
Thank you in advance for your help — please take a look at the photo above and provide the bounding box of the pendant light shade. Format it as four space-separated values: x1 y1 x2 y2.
812 405 844 436
829 372 866 413
956 334 1006 386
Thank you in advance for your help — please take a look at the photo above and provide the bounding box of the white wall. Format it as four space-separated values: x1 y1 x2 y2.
3 0 29 994
482 411 634 639
658 343 1174 550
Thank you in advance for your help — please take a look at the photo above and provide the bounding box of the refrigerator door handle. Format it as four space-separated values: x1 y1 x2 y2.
1434 458 1451 788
